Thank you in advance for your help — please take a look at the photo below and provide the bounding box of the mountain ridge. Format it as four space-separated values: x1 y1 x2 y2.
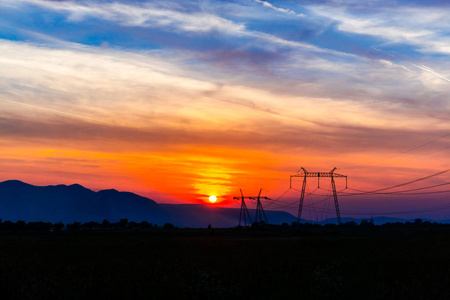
0 180 165 223
0 180 299 227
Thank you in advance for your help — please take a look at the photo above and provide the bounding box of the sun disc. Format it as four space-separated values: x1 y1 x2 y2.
209 195 217 203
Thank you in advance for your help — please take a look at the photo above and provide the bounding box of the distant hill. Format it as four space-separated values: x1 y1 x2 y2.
0 180 298 227
0 180 167 223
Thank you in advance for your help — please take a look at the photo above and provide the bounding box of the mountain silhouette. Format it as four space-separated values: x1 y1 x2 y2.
0 180 298 226
0 180 167 223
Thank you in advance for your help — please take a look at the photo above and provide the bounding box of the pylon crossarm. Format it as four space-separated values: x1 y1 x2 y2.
291 172 346 178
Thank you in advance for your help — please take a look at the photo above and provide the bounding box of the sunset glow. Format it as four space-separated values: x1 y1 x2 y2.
1 0 450 220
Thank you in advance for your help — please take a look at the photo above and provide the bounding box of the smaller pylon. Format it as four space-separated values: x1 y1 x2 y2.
250 188 269 223
233 189 252 226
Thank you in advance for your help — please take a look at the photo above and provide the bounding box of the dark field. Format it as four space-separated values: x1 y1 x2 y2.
1 227 450 299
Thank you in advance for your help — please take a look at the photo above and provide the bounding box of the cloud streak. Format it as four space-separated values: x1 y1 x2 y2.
308 3 450 55
254 0 304 17
412 64 450 83
1 0 353 59
6 0 246 34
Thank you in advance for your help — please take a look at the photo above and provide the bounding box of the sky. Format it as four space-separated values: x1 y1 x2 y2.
1 0 450 220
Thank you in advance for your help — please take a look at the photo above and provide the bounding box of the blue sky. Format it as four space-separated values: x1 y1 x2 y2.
1 0 450 219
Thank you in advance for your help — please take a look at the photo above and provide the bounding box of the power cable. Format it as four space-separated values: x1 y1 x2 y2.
341 168 450 196
345 132 450 170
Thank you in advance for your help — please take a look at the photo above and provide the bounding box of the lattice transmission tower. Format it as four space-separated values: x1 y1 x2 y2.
233 189 271 226
233 189 252 226
250 188 270 223
290 167 347 224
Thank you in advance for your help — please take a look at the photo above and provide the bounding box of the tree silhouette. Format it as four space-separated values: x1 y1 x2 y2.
102 219 112 229
139 221 151 229
163 223 174 229
119 218 129 229
53 222 65 231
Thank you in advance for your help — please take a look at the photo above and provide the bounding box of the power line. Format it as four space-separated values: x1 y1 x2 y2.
345 131 450 170
341 182 450 196
342 189 450 196
265 187 292 207
414 145 450 157
341 168 450 196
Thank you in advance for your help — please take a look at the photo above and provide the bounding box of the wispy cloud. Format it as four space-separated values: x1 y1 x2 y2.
1 36 448 137
308 3 450 55
5 0 246 34
1 39 448 153
412 64 450 83
254 0 304 17
2 0 351 58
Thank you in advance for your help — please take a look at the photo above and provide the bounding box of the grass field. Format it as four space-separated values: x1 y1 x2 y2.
1 226 450 299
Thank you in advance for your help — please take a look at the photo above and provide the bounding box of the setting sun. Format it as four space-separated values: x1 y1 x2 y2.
209 195 217 203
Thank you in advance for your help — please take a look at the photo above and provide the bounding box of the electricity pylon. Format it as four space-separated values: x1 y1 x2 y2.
249 188 270 223
234 189 271 226
233 189 252 226
290 167 347 224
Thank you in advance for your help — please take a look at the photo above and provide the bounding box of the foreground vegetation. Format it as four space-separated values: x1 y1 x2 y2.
0 221 450 299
